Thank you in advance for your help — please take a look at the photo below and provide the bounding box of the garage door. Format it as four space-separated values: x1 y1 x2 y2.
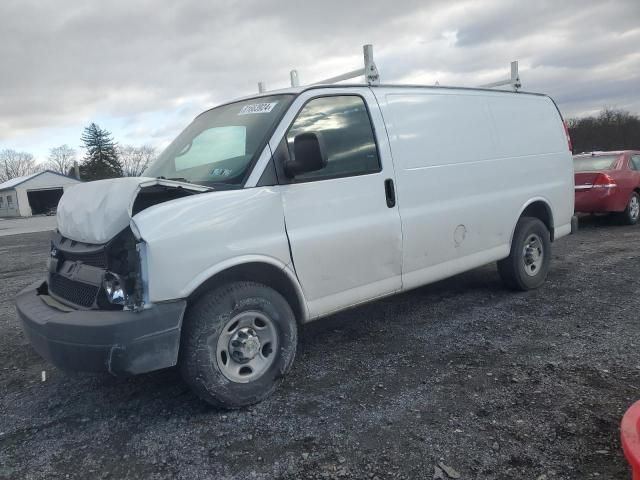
27 188 64 215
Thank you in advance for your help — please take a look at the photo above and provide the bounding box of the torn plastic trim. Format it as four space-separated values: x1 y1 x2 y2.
130 218 143 241
131 178 211 209
129 179 212 217
135 240 151 309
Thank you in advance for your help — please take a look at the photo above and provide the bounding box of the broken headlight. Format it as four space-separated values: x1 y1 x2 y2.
103 272 127 305
101 228 144 309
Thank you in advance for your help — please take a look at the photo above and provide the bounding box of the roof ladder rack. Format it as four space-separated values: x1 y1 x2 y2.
257 44 521 92
258 44 380 93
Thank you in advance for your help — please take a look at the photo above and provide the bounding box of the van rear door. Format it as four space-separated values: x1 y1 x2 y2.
271 88 402 319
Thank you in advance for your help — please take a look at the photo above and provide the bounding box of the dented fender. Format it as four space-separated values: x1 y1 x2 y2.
131 187 296 304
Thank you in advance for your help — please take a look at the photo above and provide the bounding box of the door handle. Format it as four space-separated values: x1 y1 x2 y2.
384 178 396 208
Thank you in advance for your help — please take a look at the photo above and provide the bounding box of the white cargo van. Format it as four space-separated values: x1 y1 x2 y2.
16 82 576 408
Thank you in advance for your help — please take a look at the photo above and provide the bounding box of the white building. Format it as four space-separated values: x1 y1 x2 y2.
0 170 82 217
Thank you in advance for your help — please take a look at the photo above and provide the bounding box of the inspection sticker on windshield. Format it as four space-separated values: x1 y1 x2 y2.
239 102 278 115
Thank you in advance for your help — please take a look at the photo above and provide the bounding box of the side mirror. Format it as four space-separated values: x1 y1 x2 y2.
284 132 328 178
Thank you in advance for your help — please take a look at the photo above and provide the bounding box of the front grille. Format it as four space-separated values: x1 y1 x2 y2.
60 250 107 269
49 274 99 308
55 233 108 269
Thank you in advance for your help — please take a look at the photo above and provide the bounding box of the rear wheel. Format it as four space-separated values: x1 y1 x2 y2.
180 281 297 408
620 192 640 225
498 217 551 291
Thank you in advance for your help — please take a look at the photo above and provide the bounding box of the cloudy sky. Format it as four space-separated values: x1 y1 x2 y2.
0 0 638 162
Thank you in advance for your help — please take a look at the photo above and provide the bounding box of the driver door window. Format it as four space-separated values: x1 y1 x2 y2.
285 95 380 181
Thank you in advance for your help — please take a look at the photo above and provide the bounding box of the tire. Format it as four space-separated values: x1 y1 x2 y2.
620 192 640 225
180 281 297 409
497 217 551 291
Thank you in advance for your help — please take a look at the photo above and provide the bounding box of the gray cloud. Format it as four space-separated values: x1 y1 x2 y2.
0 0 638 150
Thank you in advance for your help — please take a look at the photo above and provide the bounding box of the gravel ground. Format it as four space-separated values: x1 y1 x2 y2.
1 217 639 480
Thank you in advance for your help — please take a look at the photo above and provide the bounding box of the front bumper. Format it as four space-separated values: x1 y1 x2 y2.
16 281 186 376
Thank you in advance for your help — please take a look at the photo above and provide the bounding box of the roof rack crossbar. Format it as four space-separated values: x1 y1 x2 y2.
312 67 365 86
257 45 521 93
258 44 379 93
299 44 379 87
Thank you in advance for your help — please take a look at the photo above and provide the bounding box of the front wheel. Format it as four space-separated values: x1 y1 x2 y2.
498 217 551 291
180 281 297 408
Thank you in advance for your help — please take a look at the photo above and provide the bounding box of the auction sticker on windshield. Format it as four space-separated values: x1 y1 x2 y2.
239 102 278 115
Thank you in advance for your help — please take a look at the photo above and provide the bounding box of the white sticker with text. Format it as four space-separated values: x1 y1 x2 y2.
238 102 278 115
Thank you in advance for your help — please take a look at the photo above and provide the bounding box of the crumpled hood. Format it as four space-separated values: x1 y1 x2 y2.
56 177 209 244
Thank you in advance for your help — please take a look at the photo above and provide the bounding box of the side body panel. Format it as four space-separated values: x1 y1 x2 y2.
373 87 573 290
133 87 573 323
132 188 295 305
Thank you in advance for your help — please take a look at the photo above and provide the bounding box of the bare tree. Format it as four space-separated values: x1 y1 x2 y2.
118 145 156 177
567 108 640 153
46 144 76 175
0 149 40 183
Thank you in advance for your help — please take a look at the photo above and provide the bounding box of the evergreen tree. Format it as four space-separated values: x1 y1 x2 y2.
79 123 123 180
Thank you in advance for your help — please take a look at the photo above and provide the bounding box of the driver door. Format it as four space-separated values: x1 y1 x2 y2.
271 89 403 319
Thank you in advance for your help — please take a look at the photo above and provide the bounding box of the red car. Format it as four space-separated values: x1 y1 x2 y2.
574 150 640 225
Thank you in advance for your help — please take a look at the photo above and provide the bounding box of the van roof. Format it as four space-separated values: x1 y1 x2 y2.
229 83 548 103
195 83 556 125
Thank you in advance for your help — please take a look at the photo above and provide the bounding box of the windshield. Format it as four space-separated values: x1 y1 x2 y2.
144 94 293 187
573 155 620 172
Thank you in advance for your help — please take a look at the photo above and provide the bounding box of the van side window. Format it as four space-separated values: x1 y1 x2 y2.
286 95 380 181
632 155 640 171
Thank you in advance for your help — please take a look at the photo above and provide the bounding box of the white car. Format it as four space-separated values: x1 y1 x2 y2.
16 84 576 408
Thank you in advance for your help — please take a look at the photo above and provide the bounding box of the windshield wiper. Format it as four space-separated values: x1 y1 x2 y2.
157 176 214 190
158 176 190 182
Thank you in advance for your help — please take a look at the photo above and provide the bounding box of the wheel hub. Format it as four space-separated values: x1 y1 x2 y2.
522 234 543 277
524 246 540 264
229 327 261 363
215 311 279 383
631 197 639 219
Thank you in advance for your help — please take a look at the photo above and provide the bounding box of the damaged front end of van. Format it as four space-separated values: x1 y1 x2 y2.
15 93 295 383
15 177 209 375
